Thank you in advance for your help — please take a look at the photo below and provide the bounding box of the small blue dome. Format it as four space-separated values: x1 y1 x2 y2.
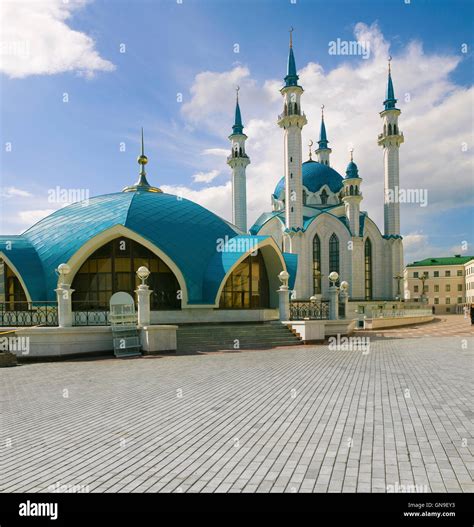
345 160 359 179
274 160 344 197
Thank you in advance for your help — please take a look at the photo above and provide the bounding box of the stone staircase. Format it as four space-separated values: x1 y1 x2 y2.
177 322 301 353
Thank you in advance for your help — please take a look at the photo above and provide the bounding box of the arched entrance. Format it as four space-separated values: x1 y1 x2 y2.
219 252 270 308
1 260 28 308
71 237 181 310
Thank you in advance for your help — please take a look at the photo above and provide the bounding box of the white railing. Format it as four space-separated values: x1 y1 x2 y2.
371 309 432 319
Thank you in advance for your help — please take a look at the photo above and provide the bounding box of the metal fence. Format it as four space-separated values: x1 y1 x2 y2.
0 301 111 327
71 302 110 326
0 302 58 327
290 300 330 320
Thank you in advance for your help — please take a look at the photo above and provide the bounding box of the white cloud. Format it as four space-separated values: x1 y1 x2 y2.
192 169 220 184
201 148 229 157
0 186 33 198
0 0 115 78
172 22 472 265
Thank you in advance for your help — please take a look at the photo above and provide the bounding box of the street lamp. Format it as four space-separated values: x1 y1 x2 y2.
136 266 150 286
329 271 339 287
56 263 71 285
393 274 403 301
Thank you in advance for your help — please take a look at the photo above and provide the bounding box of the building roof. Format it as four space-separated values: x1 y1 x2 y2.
1 190 295 304
273 160 344 198
406 255 474 267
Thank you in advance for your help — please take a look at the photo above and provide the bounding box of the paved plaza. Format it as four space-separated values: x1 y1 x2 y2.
1 317 473 493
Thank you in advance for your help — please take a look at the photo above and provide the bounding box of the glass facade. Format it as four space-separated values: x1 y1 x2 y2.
2 261 28 308
219 252 269 309
313 234 321 294
364 238 373 300
72 237 181 310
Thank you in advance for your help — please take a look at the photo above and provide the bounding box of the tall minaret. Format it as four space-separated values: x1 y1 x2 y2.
378 57 404 236
315 105 332 166
227 87 250 232
277 28 307 231
342 149 363 236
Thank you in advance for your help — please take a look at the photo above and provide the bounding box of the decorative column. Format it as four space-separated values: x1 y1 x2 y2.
328 271 339 320
55 284 74 328
55 263 73 328
135 266 152 327
339 281 349 319
278 271 290 321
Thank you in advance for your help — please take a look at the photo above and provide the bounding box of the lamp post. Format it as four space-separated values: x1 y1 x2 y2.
418 272 428 304
328 271 339 320
339 280 349 319
393 274 403 301
278 270 290 321
135 266 152 327
55 263 74 327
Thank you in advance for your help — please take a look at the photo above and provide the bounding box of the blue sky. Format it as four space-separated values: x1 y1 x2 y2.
0 0 473 264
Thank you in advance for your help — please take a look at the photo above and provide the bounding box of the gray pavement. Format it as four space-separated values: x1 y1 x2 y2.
1 334 473 493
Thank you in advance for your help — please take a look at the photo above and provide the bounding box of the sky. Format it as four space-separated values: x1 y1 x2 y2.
0 0 473 265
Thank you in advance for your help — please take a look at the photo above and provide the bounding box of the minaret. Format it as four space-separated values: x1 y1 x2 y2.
342 149 363 236
123 128 162 193
227 87 250 232
277 28 307 231
378 57 404 236
315 105 332 166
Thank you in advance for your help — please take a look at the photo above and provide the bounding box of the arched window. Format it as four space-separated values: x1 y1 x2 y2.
320 189 328 205
72 237 181 310
384 124 387 135
350 185 354 195
302 190 307 205
393 124 398 135
355 185 359 195
313 234 321 295
1 260 27 309
388 123 392 135
329 233 340 284
365 238 373 300
239 146 243 156
219 252 269 309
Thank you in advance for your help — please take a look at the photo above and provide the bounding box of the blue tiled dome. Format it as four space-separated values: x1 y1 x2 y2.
13 191 240 303
274 160 344 197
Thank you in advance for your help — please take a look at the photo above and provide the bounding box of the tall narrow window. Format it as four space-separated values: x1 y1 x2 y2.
329 233 339 284
313 234 321 295
320 189 328 205
364 238 373 300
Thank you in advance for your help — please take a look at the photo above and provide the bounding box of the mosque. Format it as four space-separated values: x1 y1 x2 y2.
0 34 404 323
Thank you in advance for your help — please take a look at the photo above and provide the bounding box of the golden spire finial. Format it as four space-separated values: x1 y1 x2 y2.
350 147 354 162
137 127 148 170
236 85 240 102
388 55 392 74
308 139 313 160
289 27 294 48
321 104 325 120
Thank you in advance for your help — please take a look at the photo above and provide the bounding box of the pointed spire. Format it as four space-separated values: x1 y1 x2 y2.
318 105 329 149
136 127 151 187
383 56 398 110
122 128 162 193
284 27 299 87
232 86 244 135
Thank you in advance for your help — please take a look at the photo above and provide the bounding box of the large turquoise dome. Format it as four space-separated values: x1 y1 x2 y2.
273 160 344 197
5 191 238 303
